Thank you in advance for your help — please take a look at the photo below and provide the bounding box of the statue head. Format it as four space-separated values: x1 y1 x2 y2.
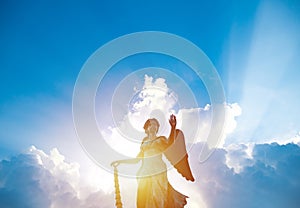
143 118 160 134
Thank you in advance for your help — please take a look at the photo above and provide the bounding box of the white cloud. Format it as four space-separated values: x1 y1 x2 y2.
29 146 81 196
189 142 300 208
0 146 115 208
224 143 255 173
176 102 242 148
103 75 180 157
104 75 242 159
1 141 300 208
263 132 300 146
224 133 300 174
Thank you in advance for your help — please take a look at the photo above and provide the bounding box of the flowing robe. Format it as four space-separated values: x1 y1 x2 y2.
136 136 187 208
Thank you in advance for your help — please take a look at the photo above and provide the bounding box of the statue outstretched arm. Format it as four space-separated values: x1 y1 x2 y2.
111 147 143 167
111 157 141 167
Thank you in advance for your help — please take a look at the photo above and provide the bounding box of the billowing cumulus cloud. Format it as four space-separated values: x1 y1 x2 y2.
177 102 242 147
186 142 300 208
1 142 299 208
103 75 242 158
0 146 114 208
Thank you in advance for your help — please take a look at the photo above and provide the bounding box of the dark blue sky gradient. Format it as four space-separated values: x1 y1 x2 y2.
0 0 263 102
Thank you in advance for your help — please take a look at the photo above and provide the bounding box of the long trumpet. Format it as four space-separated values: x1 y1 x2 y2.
113 167 123 208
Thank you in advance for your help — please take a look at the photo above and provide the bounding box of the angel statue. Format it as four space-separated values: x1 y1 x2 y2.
111 114 195 208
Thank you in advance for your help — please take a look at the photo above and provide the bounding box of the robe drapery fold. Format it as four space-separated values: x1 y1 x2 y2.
136 136 187 208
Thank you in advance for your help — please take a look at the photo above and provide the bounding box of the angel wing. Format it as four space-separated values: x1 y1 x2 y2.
164 129 195 182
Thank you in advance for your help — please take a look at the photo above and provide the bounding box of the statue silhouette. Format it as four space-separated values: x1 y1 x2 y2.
111 114 194 208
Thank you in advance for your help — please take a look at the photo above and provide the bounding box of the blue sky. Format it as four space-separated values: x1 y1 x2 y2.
1 0 300 207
